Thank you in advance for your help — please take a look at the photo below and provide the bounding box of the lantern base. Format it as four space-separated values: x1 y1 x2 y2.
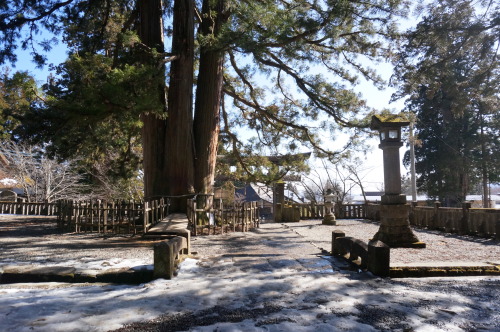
373 204 425 248
322 214 336 225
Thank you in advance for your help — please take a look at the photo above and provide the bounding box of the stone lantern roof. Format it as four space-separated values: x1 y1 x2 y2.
370 114 410 130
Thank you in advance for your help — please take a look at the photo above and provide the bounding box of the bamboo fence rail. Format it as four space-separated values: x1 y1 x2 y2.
0 201 58 216
57 198 169 234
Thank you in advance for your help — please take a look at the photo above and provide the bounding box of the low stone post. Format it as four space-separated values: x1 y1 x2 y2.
154 241 174 279
367 240 390 277
331 230 346 256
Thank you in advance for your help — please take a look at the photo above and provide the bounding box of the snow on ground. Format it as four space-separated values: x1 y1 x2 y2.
1 217 499 332
1 256 499 332
0 258 154 272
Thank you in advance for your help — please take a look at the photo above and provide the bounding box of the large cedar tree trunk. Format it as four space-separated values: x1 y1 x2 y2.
138 0 168 199
165 0 195 211
193 0 228 195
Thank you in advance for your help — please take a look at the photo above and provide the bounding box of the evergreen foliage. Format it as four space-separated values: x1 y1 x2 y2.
0 69 40 140
394 0 499 206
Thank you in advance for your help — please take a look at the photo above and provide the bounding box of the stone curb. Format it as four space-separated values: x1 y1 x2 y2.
389 264 500 278
0 266 154 284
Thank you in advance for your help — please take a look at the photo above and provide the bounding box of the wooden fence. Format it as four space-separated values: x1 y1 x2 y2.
0 201 58 216
4 197 496 239
408 202 500 238
187 197 260 236
2 196 260 236
57 198 169 234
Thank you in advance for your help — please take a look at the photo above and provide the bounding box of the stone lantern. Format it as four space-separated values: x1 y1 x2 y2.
370 115 425 248
322 188 337 225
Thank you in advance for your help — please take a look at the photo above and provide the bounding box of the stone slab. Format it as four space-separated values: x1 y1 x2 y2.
390 262 500 278
392 261 499 268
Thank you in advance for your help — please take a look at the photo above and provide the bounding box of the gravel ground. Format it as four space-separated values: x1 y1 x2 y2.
1 215 499 267
0 215 154 266
283 219 500 265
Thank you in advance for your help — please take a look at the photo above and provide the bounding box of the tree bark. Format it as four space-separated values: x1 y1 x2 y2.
138 0 168 199
193 0 228 195
165 0 195 212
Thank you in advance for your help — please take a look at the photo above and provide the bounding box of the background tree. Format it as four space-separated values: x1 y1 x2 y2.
0 69 40 140
393 0 500 207
299 158 372 204
0 140 86 202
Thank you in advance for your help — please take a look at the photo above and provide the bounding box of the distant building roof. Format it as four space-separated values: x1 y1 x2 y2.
236 183 273 203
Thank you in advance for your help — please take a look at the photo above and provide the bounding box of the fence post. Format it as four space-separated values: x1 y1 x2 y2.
143 201 148 233
409 201 417 226
432 201 441 229
460 202 471 235
495 218 500 241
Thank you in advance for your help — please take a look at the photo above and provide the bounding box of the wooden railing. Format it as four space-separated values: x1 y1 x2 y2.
363 201 499 239
0 201 58 216
187 197 260 236
57 198 169 234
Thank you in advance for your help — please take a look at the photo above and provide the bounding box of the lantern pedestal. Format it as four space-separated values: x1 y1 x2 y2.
372 201 425 248
322 206 337 225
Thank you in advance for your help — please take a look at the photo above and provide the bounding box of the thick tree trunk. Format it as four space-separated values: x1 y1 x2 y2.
138 0 168 199
165 0 195 212
193 0 228 195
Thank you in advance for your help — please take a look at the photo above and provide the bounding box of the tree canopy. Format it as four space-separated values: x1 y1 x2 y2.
393 0 499 206
1 0 412 205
